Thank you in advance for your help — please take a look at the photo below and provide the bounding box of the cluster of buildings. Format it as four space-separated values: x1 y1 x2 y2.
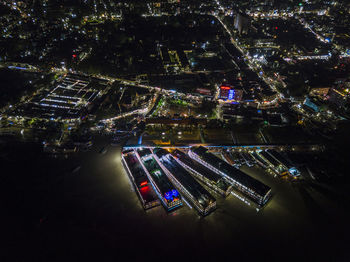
219 85 243 102
127 148 183 211
189 146 271 206
251 149 300 178
122 145 272 216
303 80 350 118
158 46 190 74
13 73 104 121
122 149 161 209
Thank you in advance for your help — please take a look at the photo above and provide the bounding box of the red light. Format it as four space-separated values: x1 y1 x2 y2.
72 54 77 58
275 27 278 30
220 86 231 90
140 181 147 187
140 186 149 192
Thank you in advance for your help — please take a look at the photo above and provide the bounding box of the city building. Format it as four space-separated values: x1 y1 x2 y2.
219 85 243 101
15 74 102 121
303 96 321 112
257 150 288 175
122 150 160 209
250 152 269 169
328 88 349 108
189 146 271 206
265 149 300 177
136 148 182 211
146 117 207 127
309 87 330 99
172 149 232 197
154 148 216 216
195 88 212 98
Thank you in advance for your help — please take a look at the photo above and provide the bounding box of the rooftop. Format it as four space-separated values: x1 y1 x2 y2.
139 150 176 197
172 149 223 183
154 148 215 210
192 146 271 197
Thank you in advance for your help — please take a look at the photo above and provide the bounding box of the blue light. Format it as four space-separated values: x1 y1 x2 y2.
164 189 180 201
8 66 27 70
228 89 235 100
289 167 300 177
164 191 172 200
304 97 319 112
138 135 143 145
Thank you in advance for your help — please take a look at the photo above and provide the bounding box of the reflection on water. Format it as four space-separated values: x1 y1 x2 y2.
2 137 349 260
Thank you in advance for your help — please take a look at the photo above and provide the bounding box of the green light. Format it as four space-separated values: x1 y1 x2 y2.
299 3 303 6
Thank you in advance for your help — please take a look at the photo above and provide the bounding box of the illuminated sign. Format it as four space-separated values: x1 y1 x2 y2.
164 189 180 202
228 89 235 100
220 85 231 90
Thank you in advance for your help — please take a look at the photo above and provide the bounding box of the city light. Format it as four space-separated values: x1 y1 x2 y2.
1 1 349 258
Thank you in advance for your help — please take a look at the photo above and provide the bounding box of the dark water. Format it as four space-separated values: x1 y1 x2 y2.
1 137 349 261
